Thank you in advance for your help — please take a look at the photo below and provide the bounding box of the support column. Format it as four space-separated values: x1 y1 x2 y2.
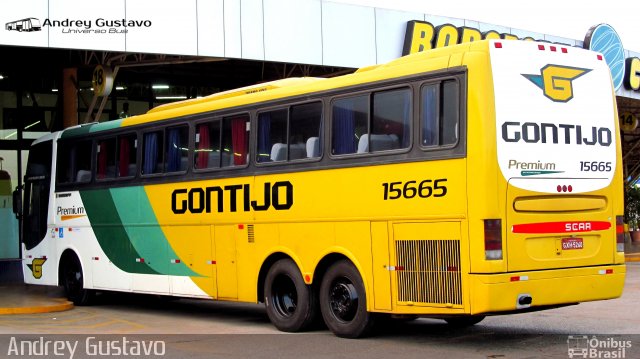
62 68 78 129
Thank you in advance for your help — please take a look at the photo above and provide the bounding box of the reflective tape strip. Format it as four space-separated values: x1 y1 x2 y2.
386 266 405 271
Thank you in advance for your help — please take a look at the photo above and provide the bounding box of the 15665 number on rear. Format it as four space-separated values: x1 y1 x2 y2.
382 179 447 200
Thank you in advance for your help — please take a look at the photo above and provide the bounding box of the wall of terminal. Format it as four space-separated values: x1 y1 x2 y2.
1 0 639 98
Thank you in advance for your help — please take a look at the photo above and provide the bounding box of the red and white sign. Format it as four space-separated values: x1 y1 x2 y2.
512 221 611 234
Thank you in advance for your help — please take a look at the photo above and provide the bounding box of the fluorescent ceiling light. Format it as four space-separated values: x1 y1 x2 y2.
156 96 187 100
152 84 170 89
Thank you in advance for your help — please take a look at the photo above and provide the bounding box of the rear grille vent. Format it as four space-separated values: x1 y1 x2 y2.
395 239 462 305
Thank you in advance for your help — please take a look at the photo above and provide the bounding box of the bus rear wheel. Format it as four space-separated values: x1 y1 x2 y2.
61 253 93 306
320 260 374 338
264 259 317 332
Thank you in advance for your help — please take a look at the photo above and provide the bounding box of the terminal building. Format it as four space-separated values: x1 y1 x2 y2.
1 0 639 279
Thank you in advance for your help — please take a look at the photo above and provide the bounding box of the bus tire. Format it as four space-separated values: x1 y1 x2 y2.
264 259 317 332
61 254 93 306
319 260 374 338
444 315 485 328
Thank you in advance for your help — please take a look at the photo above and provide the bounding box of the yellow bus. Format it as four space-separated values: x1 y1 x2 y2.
15 40 625 338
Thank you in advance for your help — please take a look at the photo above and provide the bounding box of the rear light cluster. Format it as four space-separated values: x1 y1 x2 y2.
493 42 608 61
494 41 571 54
484 219 503 260
556 185 573 193
616 216 625 252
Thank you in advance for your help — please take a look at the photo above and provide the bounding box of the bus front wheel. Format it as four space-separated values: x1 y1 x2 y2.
264 259 317 332
60 253 93 306
320 260 374 338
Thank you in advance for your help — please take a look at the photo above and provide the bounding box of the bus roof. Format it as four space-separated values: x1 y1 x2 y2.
147 77 326 114
60 41 480 139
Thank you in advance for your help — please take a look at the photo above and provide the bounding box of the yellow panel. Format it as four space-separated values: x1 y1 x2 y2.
469 265 625 314
215 225 237 299
371 221 391 311
393 222 460 241
514 196 607 212
236 223 279 302
334 222 373 310
279 222 334 278
506 184 615 272
161 224 216 297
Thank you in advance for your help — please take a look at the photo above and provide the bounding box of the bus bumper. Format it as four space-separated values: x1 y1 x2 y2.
469 264 626 314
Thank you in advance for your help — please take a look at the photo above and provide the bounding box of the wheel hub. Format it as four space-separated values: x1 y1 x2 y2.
329 280 358 321
272 275 297 317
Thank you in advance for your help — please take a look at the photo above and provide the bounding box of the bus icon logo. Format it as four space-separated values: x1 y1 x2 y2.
567 335 589 358
5 18 42 32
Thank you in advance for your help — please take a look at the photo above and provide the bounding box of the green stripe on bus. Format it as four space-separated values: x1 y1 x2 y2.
61 120 124 139
80 189 158 274
110 186 198 277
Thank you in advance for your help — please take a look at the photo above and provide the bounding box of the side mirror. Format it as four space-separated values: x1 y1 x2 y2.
12 187 22 219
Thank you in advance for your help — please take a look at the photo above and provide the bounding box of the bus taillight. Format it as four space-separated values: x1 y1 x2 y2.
616 216 625 252
484 219 503 260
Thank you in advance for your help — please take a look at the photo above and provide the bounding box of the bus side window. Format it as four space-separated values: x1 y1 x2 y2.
371 88 410 151
257 109 287 162
117 134 137 177
96 137 117 180
257 104 320 163
222 115 249 167
421 80 459 148
64 140 93 183
332 95 368 155
142 131 163 175
441 80 459 146
290 102 322 159
421 84 439 147
195 120 221 169
165 126 189 173
56 142 73 184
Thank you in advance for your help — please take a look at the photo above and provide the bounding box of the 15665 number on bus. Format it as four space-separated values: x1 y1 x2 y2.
579 161 612 172
382 179 447 200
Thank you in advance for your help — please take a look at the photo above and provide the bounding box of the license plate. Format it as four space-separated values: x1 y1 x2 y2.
562 237 583 250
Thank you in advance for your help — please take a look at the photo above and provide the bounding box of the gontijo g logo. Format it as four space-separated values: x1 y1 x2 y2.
522 65 591 102
27 258 46 279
